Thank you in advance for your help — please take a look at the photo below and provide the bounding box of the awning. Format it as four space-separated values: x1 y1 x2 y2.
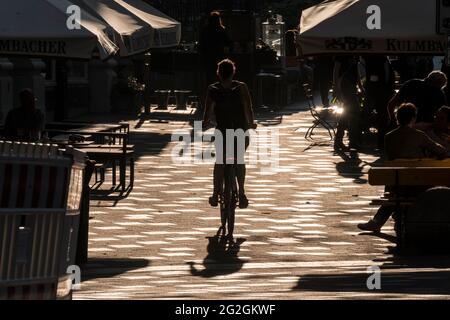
298 0 446 56
74 0 154 56
114 0 181 48
0 0 118 59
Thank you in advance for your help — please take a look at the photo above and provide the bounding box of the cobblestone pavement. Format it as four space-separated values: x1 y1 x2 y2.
74 103 450 300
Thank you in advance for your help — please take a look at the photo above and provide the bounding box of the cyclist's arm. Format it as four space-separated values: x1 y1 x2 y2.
203 89 215 127
240 83 256 128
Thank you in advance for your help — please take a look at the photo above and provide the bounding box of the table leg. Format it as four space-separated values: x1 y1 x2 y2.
130 157 135 190
120 158 126 192
112 160 117 186
76 160 95 266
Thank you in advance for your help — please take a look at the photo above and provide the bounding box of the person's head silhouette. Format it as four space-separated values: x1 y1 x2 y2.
208 11 224 29
216 59 236 82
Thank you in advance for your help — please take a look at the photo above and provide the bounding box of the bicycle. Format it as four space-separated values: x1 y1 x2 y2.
204 122 257 243
219 156 239 243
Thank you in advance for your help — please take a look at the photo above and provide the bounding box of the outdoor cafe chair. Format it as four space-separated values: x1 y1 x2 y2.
302 83 336 141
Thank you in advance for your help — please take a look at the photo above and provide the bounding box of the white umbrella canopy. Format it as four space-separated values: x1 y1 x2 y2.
114 0 181 48
0 0 118 59
298 0 446 56
73 0 154 56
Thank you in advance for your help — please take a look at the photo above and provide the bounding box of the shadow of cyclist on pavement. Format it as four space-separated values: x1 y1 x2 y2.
187 235 247 278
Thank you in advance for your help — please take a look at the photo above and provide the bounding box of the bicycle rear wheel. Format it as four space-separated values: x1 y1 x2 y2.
219 196 227 230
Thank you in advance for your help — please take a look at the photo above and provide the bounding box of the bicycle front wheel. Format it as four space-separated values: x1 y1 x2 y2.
223 164 237 238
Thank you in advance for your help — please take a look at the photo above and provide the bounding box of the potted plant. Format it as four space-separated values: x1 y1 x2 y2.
112 75 145 115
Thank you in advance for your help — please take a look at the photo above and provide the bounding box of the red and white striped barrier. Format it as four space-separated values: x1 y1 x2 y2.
0 141 85 300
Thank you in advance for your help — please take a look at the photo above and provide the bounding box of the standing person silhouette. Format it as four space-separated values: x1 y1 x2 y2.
363 55 395 150
316 55 335 109
199 11 232 91
333 56 362 151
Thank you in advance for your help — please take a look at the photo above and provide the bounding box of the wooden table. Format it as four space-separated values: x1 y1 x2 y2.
47 129 133 192
46 122 129 143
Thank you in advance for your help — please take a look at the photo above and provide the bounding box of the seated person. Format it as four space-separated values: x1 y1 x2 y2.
358 103 447 232
415 106 450 155
4 89 45 142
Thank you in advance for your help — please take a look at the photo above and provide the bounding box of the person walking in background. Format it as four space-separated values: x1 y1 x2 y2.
199 11 232 88
298 56 314 90
315 55 334 108
363 55 395 150
4 89 45 142
333 55 362 151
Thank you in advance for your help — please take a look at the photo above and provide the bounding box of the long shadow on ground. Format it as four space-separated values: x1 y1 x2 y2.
131 131 173 156
80 258 150 281
293 254 450 296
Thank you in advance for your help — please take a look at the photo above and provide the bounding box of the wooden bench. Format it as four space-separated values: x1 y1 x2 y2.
369 167 450 187
368 159 450 252
369 158 450 206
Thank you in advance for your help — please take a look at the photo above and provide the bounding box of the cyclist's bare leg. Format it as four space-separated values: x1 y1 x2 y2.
209 163 224 207
236 164 246 194
236 164 249 208
213 163 225 193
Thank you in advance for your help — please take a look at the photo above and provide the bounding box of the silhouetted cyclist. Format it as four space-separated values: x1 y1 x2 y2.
203 59 256 209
